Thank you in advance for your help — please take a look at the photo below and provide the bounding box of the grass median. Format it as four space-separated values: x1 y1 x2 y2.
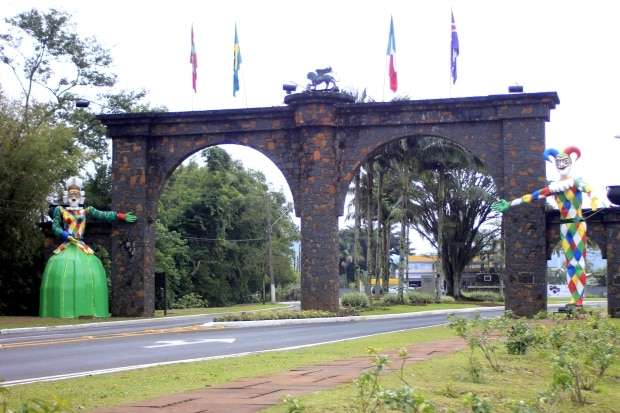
0 303 288 330
263 318 620 413
2 325 454 411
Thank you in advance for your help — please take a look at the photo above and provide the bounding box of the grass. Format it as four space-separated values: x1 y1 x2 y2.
2 325 455 411
263 319 620 413
548 297 607 304
359 303 482 315
0 303 288 330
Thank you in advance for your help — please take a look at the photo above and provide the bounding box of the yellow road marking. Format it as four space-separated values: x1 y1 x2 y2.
0 325 206 350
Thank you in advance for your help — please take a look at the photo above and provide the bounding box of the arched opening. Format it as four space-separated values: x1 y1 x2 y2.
547 239 607 308
155 144 299 311
339 133 500 302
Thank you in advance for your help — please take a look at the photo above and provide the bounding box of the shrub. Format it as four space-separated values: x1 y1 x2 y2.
351 348 437 413
406 291 434 305
439 295 456 303
448 315 503 374
276 284 301 301
461 291 504 303
382 293 404 306
548 314 619 404
214 309 335 322
172 292 208 309
505 320 539 355
341 292 370 309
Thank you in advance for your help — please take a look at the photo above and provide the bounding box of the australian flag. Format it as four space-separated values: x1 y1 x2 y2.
451 10 459 84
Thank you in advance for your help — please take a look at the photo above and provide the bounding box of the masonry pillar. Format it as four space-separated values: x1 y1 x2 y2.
606 209 620 317
109 136 155 317
502 119 548 317
285 92 354 312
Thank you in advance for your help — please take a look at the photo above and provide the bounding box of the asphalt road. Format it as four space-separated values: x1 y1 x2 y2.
1 301 606 386
0 307 503 385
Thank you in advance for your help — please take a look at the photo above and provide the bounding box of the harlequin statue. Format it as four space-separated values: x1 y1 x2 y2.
492 146 598 306
40 177 137 318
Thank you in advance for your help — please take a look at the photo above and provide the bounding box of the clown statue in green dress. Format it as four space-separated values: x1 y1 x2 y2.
492 146 598 307
40 177 137 318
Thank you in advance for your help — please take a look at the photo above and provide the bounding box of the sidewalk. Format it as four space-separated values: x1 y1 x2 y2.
92 337 466 413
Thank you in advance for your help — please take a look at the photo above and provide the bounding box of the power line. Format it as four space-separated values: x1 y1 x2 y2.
185 236 264 243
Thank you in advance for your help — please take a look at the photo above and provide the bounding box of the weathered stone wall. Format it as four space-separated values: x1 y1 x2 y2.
98 91 560 317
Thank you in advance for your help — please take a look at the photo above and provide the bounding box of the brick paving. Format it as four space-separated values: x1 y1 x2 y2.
92 337 466 413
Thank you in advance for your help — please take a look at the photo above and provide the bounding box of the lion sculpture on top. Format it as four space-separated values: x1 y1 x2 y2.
306 67 338 91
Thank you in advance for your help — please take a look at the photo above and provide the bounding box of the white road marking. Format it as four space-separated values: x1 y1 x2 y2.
144 338 236 348
0 324 444 387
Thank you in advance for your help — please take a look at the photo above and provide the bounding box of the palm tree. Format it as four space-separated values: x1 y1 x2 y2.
405 137 497 298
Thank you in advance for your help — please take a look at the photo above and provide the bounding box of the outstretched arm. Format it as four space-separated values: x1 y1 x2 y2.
575 178 599 210
86 207 137 223
492 186 553 214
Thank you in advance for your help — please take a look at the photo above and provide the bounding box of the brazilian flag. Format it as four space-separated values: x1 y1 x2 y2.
233 23 242 96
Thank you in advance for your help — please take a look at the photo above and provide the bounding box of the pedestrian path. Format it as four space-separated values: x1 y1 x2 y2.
92 337 466 413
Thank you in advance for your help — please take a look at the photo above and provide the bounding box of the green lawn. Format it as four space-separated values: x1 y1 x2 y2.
548 297 607 304
2 326 455 411
263 319 620 413
0 303 288 330
359 302 483 315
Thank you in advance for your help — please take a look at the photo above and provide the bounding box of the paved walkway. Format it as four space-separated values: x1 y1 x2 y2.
93 337 466 413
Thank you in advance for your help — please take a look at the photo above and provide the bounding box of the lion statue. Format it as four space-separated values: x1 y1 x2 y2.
306 67 338 91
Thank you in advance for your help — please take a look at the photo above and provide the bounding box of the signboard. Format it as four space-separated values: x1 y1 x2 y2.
548 284 571 298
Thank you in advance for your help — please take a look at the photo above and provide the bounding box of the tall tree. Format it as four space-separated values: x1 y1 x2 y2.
409 157 498 298
158 147 299 307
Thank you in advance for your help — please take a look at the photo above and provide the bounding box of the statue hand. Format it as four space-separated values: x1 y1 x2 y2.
492 199 510 214
124 212 137 223
67 236 79 245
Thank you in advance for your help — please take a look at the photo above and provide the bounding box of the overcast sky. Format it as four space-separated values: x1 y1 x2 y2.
2 0 619 253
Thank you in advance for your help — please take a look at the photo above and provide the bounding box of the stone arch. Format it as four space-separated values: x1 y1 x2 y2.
99 91 560 317
336 130 501 216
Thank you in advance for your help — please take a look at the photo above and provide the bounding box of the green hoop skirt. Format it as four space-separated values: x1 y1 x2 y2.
40 243 110 318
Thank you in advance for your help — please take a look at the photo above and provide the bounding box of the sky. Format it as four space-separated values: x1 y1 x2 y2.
2 0 619 253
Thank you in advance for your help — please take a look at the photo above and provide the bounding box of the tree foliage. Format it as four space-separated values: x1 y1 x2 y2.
344 135 499 299
157 148 299 307
0 92 83 314
0 8 163 314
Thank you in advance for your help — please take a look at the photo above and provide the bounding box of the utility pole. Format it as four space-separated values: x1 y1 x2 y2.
266 202 276 303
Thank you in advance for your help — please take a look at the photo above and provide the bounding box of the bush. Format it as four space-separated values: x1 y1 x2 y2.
461 291 504 303
214 309 335 322
172 292 208 309
506 320 539 355
276 284 301 301
382 293 405 306
439 295 456 303
406 291 434 305
341 292 370 309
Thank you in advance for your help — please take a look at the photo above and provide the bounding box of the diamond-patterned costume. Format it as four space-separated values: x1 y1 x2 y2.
507 177 596 305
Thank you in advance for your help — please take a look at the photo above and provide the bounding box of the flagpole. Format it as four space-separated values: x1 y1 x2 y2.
382 56 387 102
242 62 248 108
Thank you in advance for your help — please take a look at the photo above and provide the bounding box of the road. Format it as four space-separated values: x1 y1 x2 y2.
0 301 605 386
0 307 503 385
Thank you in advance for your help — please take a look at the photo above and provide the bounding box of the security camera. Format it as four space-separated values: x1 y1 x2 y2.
75 99 90 108
282 83 297 94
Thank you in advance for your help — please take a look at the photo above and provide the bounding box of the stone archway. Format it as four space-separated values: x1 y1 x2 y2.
98 91 559 317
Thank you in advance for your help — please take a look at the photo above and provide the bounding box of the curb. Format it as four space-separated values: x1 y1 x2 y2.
202 305 506 328
0 304 295 335
3 302 601 334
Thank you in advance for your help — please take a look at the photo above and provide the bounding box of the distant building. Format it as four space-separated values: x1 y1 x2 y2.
405 255 439 294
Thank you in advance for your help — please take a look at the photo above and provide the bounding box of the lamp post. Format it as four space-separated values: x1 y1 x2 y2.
266 198 292 303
